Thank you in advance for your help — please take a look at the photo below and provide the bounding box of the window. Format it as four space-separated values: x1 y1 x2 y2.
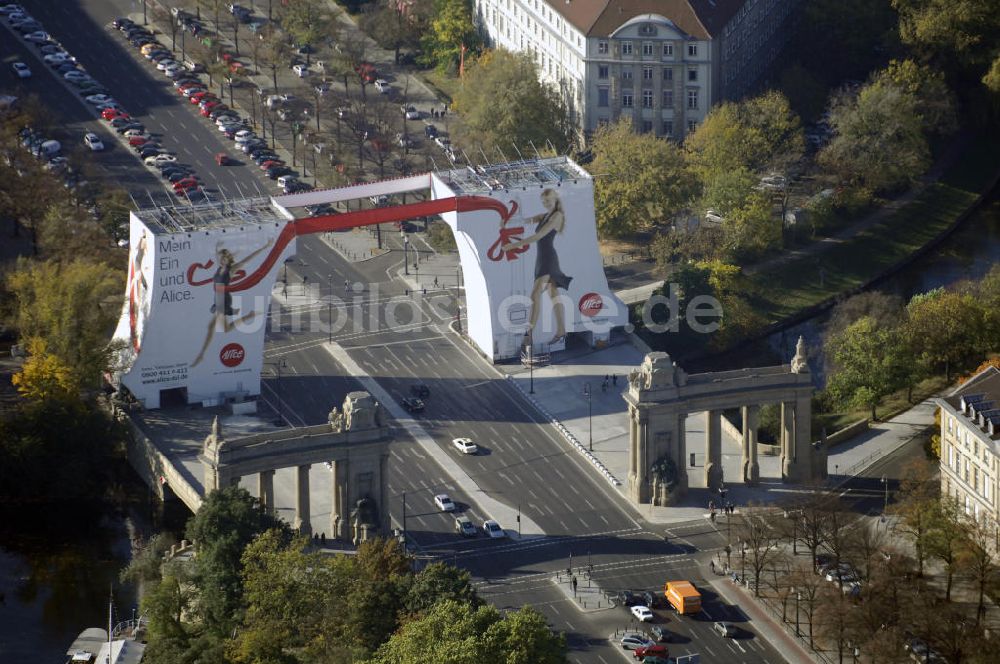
622 92 634 108
662 89 673 108
643 66 653 80
947 416 953 433
975 440 979 456
662 120 673 136
688 43 697 57
642 120 652 132
598 65 609 79
663 68 673 82
642 42 653 56
687 120 697 132
948 444 954 468
688 68 698 82
598 87 609 107
622 41 633 55
687 89 698 109
622 68 633 81
662 42 673 57
642 89 653 108
598 40 608 55
597 117 609 126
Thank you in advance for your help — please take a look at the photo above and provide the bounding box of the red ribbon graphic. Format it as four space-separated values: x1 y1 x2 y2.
186 260 246 287
487 226 529 262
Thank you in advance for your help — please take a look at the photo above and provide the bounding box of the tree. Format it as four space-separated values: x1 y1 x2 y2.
903 288 986 382
185 486 291 636
735 505 782 597
892 458 939 577
368 600 566 664
873 59 958 136
824 316 907 420
927 498 967 601
452 50 572 155
818 81 930 192
11 338 79 401
826 291 905 338
7 257 123 388
891 0 1000 96
363 0 428 65
685 90 805 180
256 26 292 92
958 514 1000 625
404 562 479 613
279 0 336 60
419 0 479 72
590 118 697 237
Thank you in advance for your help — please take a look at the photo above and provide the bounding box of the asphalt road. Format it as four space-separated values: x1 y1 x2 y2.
5 3 791 662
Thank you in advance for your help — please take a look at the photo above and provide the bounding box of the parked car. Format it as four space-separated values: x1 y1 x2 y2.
633 644 669 660
620 634 655 651
483 520 505 538
265 165 293 179
373 78 389 93
292 63 308 77
10 62 31 78
452 438 477 454
433 494 455 512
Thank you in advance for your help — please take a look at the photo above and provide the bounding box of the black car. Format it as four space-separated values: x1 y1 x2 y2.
642 591 663 609
285 181 313 194
410 384 430 398
167 171 196 183
116 122 145 134
305 203 335 216
401 397 425 413
424 124 438 138
650 625 675 642
113 17 134 30
160 167 193 179
251 152 278 164
616 591 643 607
265 165 293 179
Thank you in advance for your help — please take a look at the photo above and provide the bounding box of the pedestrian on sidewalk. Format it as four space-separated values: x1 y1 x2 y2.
434 276 439 287
710 560 715 573
344 279 350 292
612 374 617 386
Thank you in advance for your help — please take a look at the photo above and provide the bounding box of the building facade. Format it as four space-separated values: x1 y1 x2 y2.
473 0 801 141
936 367 1000 547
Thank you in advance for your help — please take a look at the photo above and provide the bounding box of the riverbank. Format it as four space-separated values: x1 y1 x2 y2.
640 132 1000 364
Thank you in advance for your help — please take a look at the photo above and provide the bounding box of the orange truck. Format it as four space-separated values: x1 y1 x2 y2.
664 580 702 615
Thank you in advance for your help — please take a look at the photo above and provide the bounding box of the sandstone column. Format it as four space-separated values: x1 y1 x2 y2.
257 469 275 514
705 410 723 491
295 464 312 536
330 458 348 540
741 405 760 485
781 402 795 482
676 412 689 494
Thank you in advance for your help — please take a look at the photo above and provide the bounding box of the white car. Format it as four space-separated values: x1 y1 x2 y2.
713 621 737 638
373 78 389 93
23 30 49 43
11 62 31 78
704 209 724 224
83 133 104 151
620 633 655 651
433 494 455 512
452 438 477 454
631 605 654 622
434 136 450 150
43 53 70 65
483 520 505 538
292 64 308 77
234 129 255 142
277 175 297 188
144 154 176 165
64 70 89 80
0 5 25 15
404 107 420 120
85 94 114 105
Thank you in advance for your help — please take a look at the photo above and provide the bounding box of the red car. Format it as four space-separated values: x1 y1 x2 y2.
200 103 224 117
190 91 215 103
179 83 203 95
355 62 376 83
128 135 149 147
633 645 669 660
259 160 284 171
102 109 128 121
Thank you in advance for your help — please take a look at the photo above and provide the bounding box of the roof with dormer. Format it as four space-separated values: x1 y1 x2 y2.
554 0 746 39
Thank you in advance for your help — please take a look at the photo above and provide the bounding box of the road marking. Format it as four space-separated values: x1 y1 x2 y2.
733 639 746 653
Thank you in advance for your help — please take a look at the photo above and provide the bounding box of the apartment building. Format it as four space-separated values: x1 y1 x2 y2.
473 0 801 141
936 366 1000 546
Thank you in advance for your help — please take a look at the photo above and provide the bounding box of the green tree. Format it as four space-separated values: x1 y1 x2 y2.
403 562 479 613
7 257 123 388
873 59 958 135
363 0 428 64
700 168 781 260
452 50 572 155
892 0 1000 95
818 80 930 192
185 486 291 637
892 457 939 577
368 600 566 664
590 118 697 237
903 288 985 381
824 316 906 420
927 498 967 601
280 0 336 60
419 0 479 72
685 90 805 179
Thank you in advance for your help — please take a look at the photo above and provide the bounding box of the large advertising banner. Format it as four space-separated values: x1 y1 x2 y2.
432 176 628 361
113 214 291 409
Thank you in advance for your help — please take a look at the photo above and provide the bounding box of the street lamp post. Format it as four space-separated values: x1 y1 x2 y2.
327 273 333 344
455 266 461 333
528 329 534 394
403 234 409 275
795 590 801 636
583 383 592 450
517 504 521 538
402 491 407 541
881 475 889 516
740 542 747 579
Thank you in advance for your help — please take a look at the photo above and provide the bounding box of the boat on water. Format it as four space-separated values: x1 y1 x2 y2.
65 604 146 664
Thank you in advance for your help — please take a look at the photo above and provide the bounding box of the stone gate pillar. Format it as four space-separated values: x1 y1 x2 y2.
676 412 689 493
780 401 795 482
741 405 760 485
628 408 651 503
330 458 348 539
257 469 275 513
295 464 312 536
705 410 723 491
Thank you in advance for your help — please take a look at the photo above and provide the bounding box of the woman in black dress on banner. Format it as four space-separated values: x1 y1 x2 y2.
502 188 572 346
